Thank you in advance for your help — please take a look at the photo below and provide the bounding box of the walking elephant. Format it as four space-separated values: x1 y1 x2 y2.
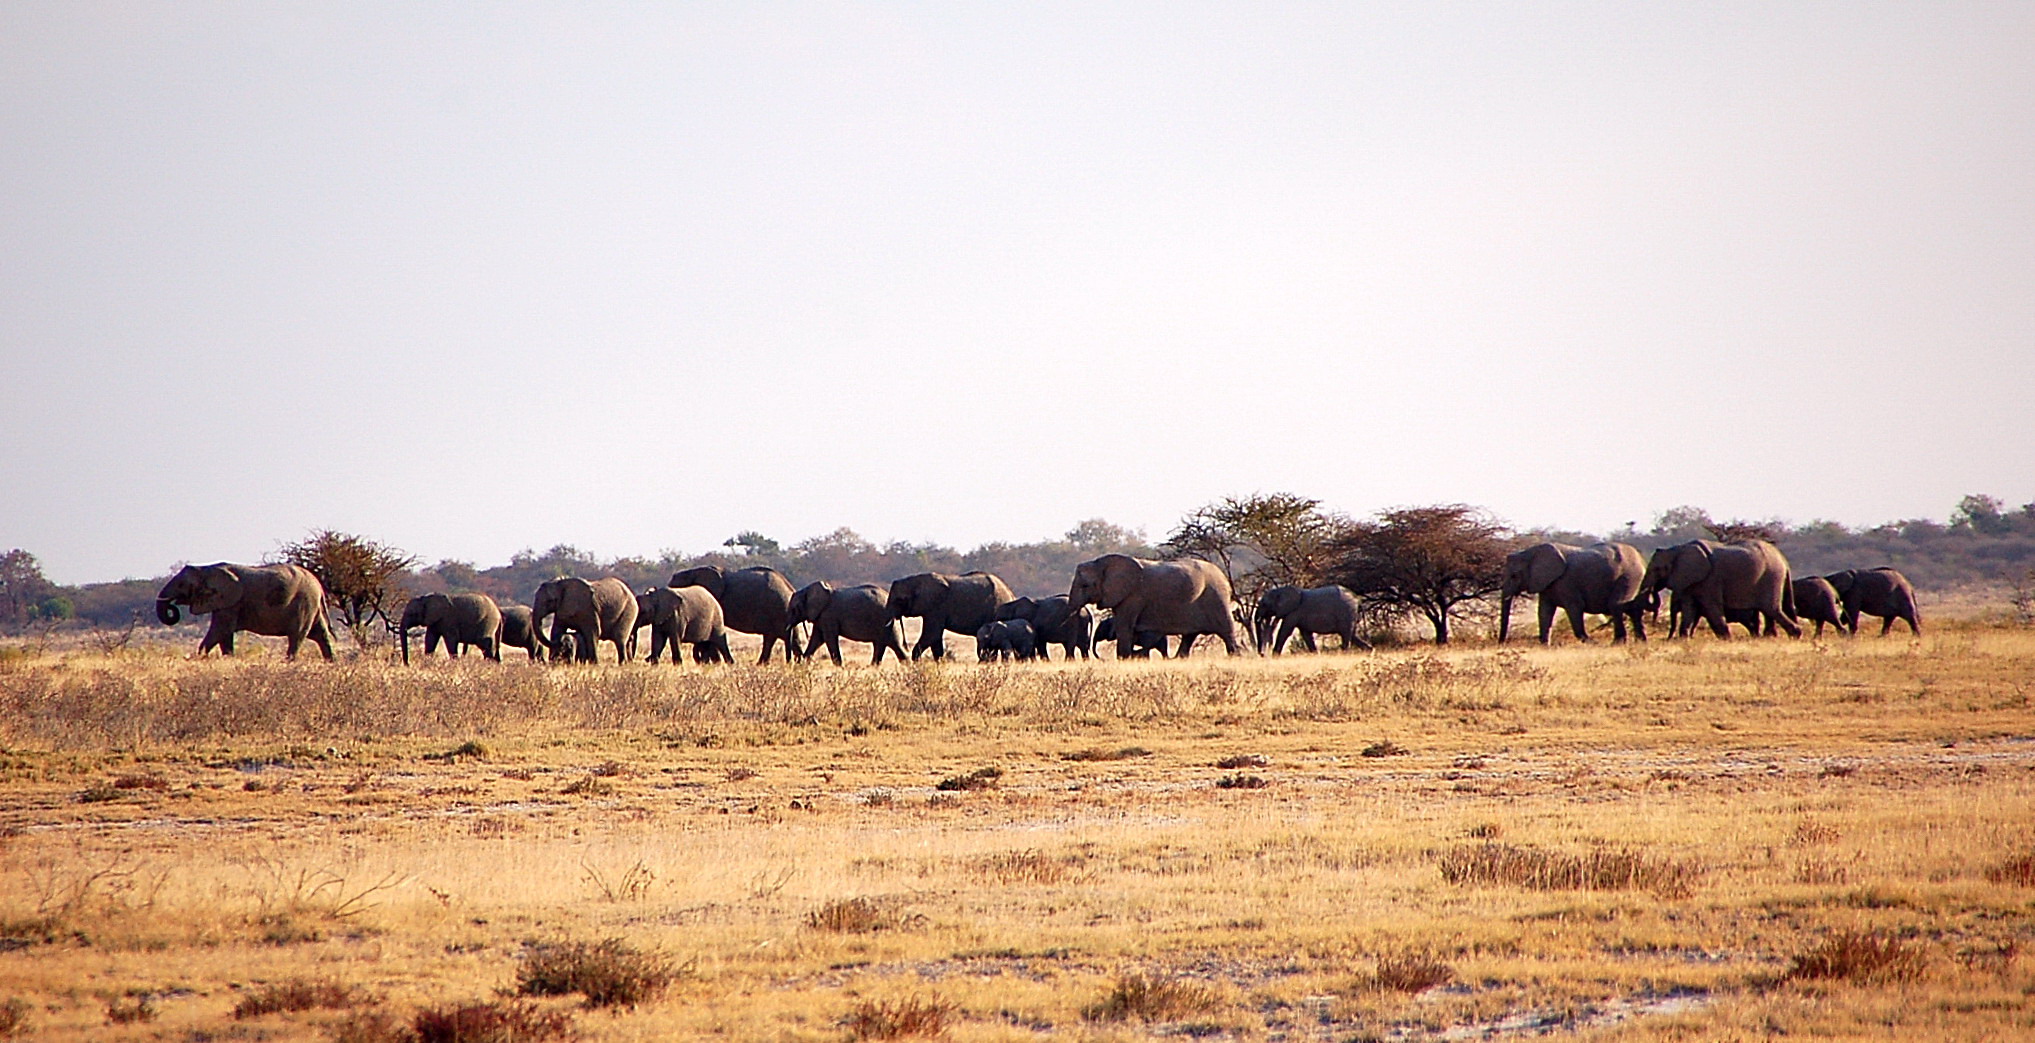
1068 554 1242 657
787 582 908 665
1094 616 1170 658
1792 576 1847 638
634 586 733 664
975 619 1037 661
1642 540 1800 639
531 577 638 663
156 563 337 660
498 605 552 661
887 571 1017 660
396 592 503 663
1823 568 1922 636
670 566 801 663
995 595 1094 660
1499 542 1648 644
1254 584 1374 654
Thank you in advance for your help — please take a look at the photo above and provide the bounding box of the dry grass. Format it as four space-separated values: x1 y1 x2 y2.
233 978 365 1018
516 938 673 1008
409 1001 574 1043
0 626 2029 1040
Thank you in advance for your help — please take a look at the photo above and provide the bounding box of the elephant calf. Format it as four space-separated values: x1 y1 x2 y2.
498 605 552 661
996 595 1094 660
396 592 503 664
788 582 909 666
1094 616 1170 658
1823 568 1922 636
1254 584 1373 655
635 587 734 664
1791 577 1846 638
976 620 1037 661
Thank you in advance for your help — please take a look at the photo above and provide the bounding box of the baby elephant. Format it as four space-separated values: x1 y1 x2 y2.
976 619 1037 661
635 587 734 664
395 592 503 664
1094 616 1170 658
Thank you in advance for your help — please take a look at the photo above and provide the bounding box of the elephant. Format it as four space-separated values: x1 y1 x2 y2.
669 566 801 663
1642 540 1800 640
395 592 502 664
887 571 1017 660
1094 616 1170 658
1499 542 1648 644
498 605 552 661
530 577 639 663
1823 568 1922 636
975 619 1037 661
786 582 909 665
155 563 337 660
995 595 1094 660
1067 554 1242 657
1791 576 1847 638
1254 584 1374 654
634 586 733 664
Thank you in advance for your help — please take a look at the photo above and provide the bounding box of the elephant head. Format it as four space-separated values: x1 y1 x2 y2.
156 564 243 626
788 582 833 627
1644 542 1713 596
888 574 944 619
1068 554 1141 613
1498 545 1569 642
996 596 1037 623
670 566 726 600
1252 585 1304 652
1821 570 1859 597
395 593 454 665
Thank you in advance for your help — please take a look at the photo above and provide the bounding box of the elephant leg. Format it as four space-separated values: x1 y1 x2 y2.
1299 630 1318 653
1880 615 1894 637
828 634 845 666
1773 604 1801 639
1271 620 1295 655
1904 613 1920 636
284 633 302 659
482 636 500 662
1565 603 1591 643
1177 633 1197 658
1611 610 1627 644
1536 597 1557 644
1702 604 1731 640
309 616 336 660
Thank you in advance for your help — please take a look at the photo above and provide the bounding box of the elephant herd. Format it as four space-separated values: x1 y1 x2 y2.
1497 539 1922 645
151 542 1922 664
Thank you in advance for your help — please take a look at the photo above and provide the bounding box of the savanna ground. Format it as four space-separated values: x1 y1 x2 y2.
0 617 2030 1042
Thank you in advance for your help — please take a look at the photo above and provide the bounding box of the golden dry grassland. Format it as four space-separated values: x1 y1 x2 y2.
0 624 2030 1042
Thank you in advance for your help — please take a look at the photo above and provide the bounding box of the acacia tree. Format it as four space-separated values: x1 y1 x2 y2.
1327 505 1509 645
1165 493 1347 613
278 530 416 648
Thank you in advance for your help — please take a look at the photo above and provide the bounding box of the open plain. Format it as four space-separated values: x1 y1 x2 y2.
0 626 2030 1042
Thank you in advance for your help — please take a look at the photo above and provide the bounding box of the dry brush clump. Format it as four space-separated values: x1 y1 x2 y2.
1438 843 1703 898
1983 850 2035 887
516 937 675 1008
1371 953 1457 993
1083 973 1225 1022
331 1001 575 1043
845 994 956 1040
1784 929 1927 985
234 978 367 1018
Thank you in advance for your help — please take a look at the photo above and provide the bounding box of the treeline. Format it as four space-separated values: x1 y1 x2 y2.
5 495 2032 635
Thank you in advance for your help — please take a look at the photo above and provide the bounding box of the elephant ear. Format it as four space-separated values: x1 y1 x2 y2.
1824 570 1854 594
1668 542 1713 589
805 583 833 619
189 566 243 614
998 597 1033 622
1527 544 1568 593
1097 554 1143 608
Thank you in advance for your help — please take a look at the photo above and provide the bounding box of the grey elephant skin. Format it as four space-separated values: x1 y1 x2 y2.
1643 540 1800 639
788 582 908 665
670 566 800 663
634 586 733 664
156 563 337 660
397 592 503 664
976 619 1037 661
1499 542 1647 644
887 571 1017 660
1823 568 1922 636
996 595 1094 660
498 605 552 661
1254 584 1374 654
1790 577 1846 638
531 577 639 662
1068 554 1242 657
1094 616 1170 658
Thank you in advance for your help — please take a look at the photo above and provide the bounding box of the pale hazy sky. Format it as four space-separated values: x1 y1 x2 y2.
4 3 2032 584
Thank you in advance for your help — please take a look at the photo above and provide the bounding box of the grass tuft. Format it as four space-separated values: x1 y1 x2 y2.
935 767 1002 791
1215 774 1268 789
234 978 364 1018
1214 754 1269 769
517 937 674 1008
1984 851 2035 887
0 998 27 1038
1438 843 1701 898
845 994 956 1040
411 1001 574 1043
1373 953 1456 993
1360 740 1409 757
1083 973 1223 1022
807 897 916 933
1785 929 1926 984
1064 746 1151 762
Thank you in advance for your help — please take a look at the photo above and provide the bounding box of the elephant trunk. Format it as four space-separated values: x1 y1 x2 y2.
156 598 181 626
1498 595 1513 643
400 626 411 666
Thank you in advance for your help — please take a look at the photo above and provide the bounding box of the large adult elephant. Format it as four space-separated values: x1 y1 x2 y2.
1823 568 1922 636
670 566 800 663
1642 540 1800 639
887 571 1017 660
498 605 552 661
995 595 1095 660
787 582 908 665
531 577 638 663
1068 555 1242 657
1499 542 1648 644
1791 577 1846 638
634 586 733 664
156 563 337 660
1254 584 1373 654
396 592 503 664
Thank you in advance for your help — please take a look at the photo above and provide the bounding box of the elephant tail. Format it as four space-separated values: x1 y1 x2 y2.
1782 571 1798 619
